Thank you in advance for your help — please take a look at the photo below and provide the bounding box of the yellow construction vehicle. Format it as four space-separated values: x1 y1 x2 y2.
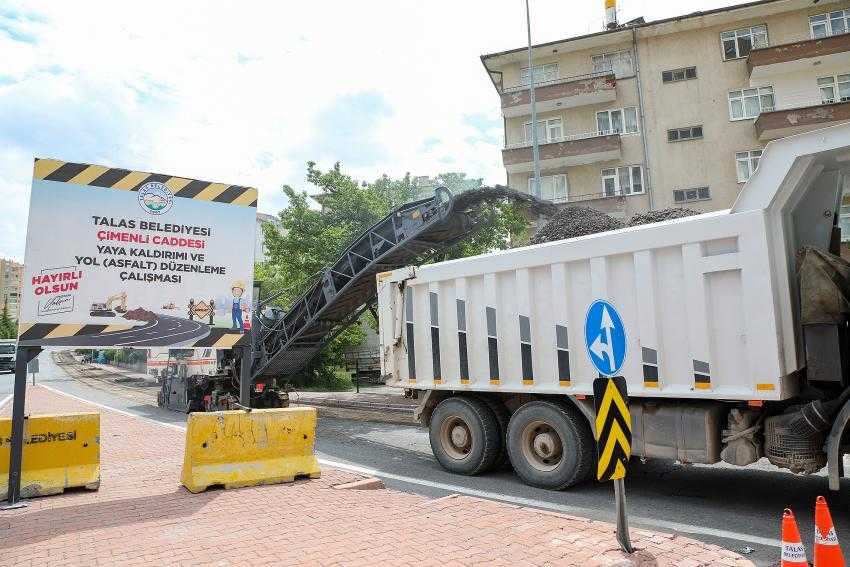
89 292 128 317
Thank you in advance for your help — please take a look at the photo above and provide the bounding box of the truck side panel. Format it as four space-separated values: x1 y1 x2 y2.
380 209 789 401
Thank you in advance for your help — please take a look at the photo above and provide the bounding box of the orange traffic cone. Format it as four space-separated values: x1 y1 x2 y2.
814 496 845 567
781 508 808 567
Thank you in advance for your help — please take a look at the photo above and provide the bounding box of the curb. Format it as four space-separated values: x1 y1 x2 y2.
295 397 414 414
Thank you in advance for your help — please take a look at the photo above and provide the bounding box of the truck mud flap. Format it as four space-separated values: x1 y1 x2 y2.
0 412 100 500
180 408 321 493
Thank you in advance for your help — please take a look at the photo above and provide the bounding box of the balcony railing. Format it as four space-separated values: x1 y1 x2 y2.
747 31 850 78
755 97 850 141
504 130 629 151
502 70 615 94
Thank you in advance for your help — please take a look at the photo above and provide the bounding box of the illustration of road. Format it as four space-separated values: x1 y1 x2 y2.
26 315 210 347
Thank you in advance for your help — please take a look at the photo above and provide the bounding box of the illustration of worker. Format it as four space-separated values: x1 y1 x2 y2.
188 298 195 321
209 299 215 325
231 281 245 331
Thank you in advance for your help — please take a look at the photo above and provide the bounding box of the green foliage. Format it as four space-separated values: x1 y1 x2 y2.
0 298 16 339
260 162 529 387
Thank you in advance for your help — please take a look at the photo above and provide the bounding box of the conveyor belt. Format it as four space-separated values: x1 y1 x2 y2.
251 187 478 380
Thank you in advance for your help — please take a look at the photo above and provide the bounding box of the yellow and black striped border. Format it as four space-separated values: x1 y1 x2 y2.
33 158 257 207
18 322 250 348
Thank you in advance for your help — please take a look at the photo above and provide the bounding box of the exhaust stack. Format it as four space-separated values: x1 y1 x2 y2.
605 0 618 29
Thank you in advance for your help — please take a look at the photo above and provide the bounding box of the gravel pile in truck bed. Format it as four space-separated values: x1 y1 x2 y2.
627 207 702 226
529 206 623 245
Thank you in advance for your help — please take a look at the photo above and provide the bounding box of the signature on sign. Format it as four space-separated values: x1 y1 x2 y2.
38 293 74 316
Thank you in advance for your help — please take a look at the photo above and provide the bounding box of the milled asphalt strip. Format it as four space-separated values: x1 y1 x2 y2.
38 383 778 549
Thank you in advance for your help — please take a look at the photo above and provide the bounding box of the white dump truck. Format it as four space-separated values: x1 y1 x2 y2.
377 124 850 491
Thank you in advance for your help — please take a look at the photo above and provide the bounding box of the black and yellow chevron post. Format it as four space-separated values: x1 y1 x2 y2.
33 158 258 207
593 376 632 482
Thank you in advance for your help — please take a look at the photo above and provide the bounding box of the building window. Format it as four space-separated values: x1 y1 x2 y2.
591 50 634 78
736 150 763 182
601 166 643 197
523 118 563 144
720 25 768 60
520 62 559 86
662 67 697 83
528 174 568 202
667 125 703 142
728 87 774 120
673 187 711 204
810 10 849 39
818 74 850 104
596 107 638 135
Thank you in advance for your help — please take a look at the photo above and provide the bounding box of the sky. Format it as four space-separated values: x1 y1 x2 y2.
0 0 742 262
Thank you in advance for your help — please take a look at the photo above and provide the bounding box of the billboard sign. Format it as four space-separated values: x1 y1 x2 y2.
18 158 257 349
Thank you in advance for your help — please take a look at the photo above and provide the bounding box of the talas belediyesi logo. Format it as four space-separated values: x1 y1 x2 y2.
138 181 174 215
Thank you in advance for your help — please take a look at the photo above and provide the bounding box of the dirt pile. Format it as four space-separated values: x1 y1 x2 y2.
123 308 156 322
529 206 623 245
627 207 702 227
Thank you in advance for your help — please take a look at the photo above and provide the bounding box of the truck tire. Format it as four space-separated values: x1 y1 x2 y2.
506 400 594 490
477 395 511 470
429 396 501 476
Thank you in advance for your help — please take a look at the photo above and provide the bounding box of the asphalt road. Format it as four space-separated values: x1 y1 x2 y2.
28 315 209 347
3 351 849 566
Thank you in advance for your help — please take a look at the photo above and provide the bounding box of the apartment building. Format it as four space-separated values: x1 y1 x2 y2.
481 0 850 218
0 258 23 321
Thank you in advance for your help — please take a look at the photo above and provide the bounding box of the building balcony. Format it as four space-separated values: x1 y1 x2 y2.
754 99 850 141
500 72 616 118
747 32 850 80
502 132 621 173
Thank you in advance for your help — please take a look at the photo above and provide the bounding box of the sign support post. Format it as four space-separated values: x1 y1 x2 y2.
614 477 633 553
4 346 41 509
584 299 633 555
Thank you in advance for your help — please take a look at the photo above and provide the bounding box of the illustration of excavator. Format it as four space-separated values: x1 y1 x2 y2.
90 292 128 317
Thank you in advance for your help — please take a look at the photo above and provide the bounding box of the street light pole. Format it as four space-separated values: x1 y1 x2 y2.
525 0 541 199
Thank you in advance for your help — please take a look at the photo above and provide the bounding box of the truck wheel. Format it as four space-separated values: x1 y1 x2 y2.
477 396 511 470
507 400 594 490
429 396 501 475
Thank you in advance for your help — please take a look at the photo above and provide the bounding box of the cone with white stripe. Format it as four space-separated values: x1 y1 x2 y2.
781 508 808 567
814 495 845 567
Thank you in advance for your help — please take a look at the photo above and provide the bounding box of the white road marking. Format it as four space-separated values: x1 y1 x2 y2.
0 394 12 409
37 382 780 550
92 319 159 337
114 320 205 346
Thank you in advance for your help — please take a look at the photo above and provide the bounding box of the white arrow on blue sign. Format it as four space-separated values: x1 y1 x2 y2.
584 299 627 376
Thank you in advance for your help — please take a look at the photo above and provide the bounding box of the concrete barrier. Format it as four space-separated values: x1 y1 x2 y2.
181 407 321 493
0 412 100 499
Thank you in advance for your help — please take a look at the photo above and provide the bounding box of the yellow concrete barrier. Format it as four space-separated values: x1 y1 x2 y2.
0 412 100 500
181 407 321 493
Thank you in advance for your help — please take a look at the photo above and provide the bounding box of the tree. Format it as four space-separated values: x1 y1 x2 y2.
0 298 16 339
259 162 529 385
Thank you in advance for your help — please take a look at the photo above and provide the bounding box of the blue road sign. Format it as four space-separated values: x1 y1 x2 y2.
584 300 627 376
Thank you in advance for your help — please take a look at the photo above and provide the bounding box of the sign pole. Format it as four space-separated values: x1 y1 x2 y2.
4 346 40 509
614 478 633 553
585 300 633 555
